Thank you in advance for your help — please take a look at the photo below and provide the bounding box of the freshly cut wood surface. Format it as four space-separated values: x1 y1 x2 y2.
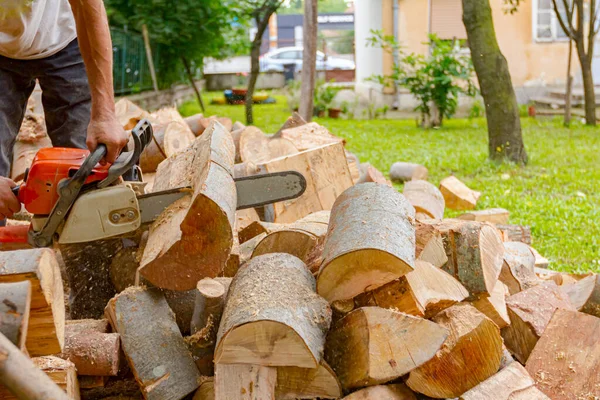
105 287 201 400
275 360 342 399
403 179 445 219
139 121 236 290
354 261 468 318
214 364 276 400
139 120 196 173
278 122 344 151
232 121 246 131
502 281 575 363
317 183 415 303
60 327 121 376
389 162 428 182
215 254 331 368
233 161 260 179
193 378 214 400
439 175 481 210
183 113 205 136
529 246 549 268
258 142 353 223
239 126 271 164
65 319 110 334
12 113 52 182
499 241 538 295
458 208 510 224
239 233 267 266
274 112 307 137
345 152 361 184
357 163 392 186
325 307 448 391
415 222 448 267
190 277 232 334
460 362 547 400
341 384 417 400
496 224 532 244
115 98 149 130
0 249 64 356
559 274 600 315
471 280 510 329
406 304 503 398
239 221 284 244
0 281 31 349
235 208 261 232
253 210 330 273
526 309 600 400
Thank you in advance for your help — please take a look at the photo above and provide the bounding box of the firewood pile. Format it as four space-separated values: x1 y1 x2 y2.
1 99 599 400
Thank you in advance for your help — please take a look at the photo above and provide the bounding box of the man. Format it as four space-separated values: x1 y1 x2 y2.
0 0 128 220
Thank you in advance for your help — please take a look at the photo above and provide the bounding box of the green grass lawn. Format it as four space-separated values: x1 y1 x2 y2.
180 93 600 273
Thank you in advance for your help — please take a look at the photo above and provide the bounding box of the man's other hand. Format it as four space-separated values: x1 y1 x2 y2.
86 115 128 165
0 177 20 220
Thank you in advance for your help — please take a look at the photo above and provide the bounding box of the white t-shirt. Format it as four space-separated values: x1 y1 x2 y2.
0 0 77 60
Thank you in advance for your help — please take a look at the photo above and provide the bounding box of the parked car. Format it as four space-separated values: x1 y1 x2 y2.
260 46 355 72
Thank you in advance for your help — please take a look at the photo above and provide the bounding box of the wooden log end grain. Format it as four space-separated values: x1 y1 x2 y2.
342 384 418 400
439 175 481 210
389 162 429 182
214 363 277 400
403 179 445 220
275 360 342 400
458 208 510 224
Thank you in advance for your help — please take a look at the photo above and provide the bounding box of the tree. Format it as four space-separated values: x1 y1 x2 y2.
279 0 350 14
462 0 528 164
299 0 318 121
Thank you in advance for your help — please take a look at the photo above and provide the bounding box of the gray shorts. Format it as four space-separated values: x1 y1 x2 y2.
0 39 90 177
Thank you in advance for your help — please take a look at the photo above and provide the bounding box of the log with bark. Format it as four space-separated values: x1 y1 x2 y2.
439 176 481 210
342 384 417 400
215 253 331 368
389 162 428 182
471 280 510 329
139 121 236 291
356 163 391 186
60 322 121 376
190 277 232 334
458 208 510 224
325 307 448 391
105 287 201 399
277 122 344 151
115 98 149 130
274 112 307 137
275 360 342 400
317 183 415 303
354 260 469 318
139 120 196 173
239 233 267 267
79 376 142 400
501 281 575 363
0 281 31 349
214 364 276 400
499 241 538 295
238 221 284 244
529 245 549 268
406 304 503 398
403 179 445 220
0 249 64 356
525 309 600 400
11 112 52 182
495 224 532 245
415 221 448 267
193 378 214 400
235 208 261 232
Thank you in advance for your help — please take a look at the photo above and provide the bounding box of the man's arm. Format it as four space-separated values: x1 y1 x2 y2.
68 0 127 164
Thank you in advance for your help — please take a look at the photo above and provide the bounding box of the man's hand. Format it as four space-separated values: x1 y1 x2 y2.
86 115 128 165
0 177 20 220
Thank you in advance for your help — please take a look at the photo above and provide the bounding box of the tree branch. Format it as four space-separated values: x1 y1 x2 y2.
552 0 576 40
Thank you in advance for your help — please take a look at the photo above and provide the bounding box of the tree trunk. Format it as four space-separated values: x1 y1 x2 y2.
246 17 271 125
462 0 528 164
299 0 318 121
578 51 597 126
182 56 205 113
564 40 573 127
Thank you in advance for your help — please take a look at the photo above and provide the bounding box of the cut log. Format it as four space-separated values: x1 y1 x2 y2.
159 288 196 335
238 221 284 244
105 287 201 400
257 142 353 223
139 120 196 173
458 208 510 224
495 224 532 245
325 307 448 391
0 335 71 400
275 360 342 400
331 299 355 324
439 176 481 210
274 112 307 137
403 179 445 219
12 113 52 182
562 274 600 316
471 280 510 329
193 378 214 400
0 281 31 349
460 362 548 400
77 376 141 400
406 304 503 398
215 254 331 368
0 249 64 356
341 384 417 400
190 277 232 334
278 122 344 151
232 121 246 131
233 161 260 179
317 183 415 303
183 113 205 136
529 246 549 268
525 309 600 400
214 364 276 400
79 375 107 389
357 163 392 186
224 231 240 278
354 261 469 318
65 319 110 334
253 211 330 273
415 222 447 267
239 126 271 164
139 121 236 291
389 162 428 182
60 325 121 376
267 138 299 160
499 241 538 295
345 151 361 184
239 233 267 266
501 281 575 364
216 117 233 132
115 98 149 130
236 208 261 232
109 246 139 293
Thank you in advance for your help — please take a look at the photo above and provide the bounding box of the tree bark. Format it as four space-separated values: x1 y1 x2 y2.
578 50 597 125
182 56 205 113
564 39 573 127
245 16 271 125
462 0 528 164
299 0 318 121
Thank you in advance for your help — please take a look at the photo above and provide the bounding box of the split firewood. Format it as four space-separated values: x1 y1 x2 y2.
403 179 445 219
274 112 307 137
105 287 201 399
471 280 510 329
214 364 276 400
139 121 236 291
0 281 31 349
356 163 392 186
499 241 539 295
501 281 575 363
0 335 72 400
0 249 64 356
215 254 331 368
232 121 245 132
354 261 468 318
65 319 110 334
115 98 149 130
235 208 261 232
275 360 342 400
12 113 52 182
79 375 107 390
239 126 270 164
317 183 415 303
78 376 142 400
560 273 600 316
239 232 267 266
460 362 549 400
253 211 330 273
331 298 355 324
233 161 260 179
529 245 549 268
439 175 481 210
190 277 232 334
186 116 232 136
139 120 196 173
389 162 428 182
345 151 361 184
325 307 448 391
257 142 353 223
238 221 284 244
406 304 503 398
224 231 240 278
499 344 515 369
415 221 448 267
277 122 344 151
526 309 600 400
341 384 417 400
193 378 214 400
495 224 532 245
458 208 510 224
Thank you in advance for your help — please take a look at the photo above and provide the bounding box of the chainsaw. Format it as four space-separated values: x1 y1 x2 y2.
0 119 306 248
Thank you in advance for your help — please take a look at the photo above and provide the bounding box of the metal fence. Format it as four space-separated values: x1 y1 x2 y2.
111 27 159 95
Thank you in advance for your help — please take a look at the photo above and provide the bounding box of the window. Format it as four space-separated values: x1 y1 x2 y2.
534 0 570 41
